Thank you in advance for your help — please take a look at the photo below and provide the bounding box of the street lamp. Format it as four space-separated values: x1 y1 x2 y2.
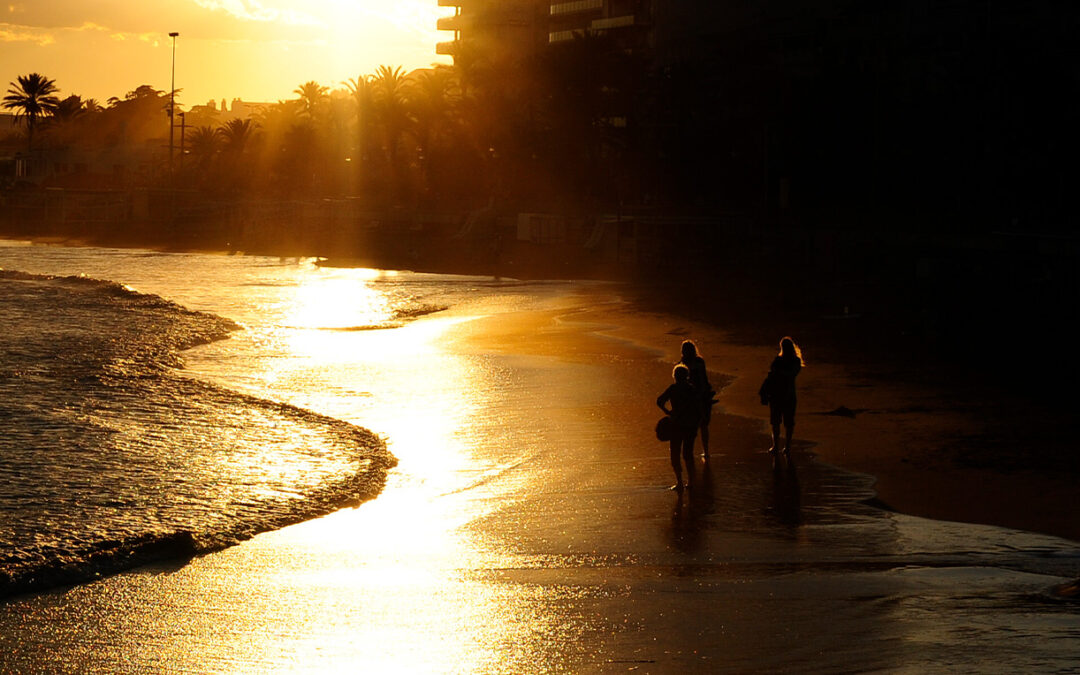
168 31 179 176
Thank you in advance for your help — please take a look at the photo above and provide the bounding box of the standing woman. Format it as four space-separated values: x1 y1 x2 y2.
657 364 701 491
766 337 803 455
679 340 715 458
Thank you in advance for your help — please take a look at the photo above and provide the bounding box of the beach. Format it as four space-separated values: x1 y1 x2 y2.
0 253 1078 672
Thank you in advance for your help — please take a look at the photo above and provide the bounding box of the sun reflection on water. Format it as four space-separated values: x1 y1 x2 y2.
176 266 526 671
285 269 393 331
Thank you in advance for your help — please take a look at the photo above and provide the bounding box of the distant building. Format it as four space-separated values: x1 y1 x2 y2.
548 0 652 50
436 0 548 62
0 113 18 135
224 98 269 120
179 98 272 133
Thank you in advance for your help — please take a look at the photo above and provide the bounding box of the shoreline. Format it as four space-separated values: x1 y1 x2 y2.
6 234 1075 543
593 284 1080 544
2 254 1078 672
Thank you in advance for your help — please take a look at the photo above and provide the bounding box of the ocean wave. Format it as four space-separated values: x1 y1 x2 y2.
0 270 396 600
393 303 447 320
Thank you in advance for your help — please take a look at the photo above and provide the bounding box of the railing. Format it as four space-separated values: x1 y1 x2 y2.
549 30 579 43
591 14 635 30
550 0 603 17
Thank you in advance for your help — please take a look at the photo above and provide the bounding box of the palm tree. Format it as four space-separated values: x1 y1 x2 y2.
371 65 413 201
409 67 461 198
344 75 377 191
2 73 61 152
216 118 260 190
344 75 376 142
187 125 220 167
372 66 409 108
218 118 258 155
294 80 328 117
51 95 86 124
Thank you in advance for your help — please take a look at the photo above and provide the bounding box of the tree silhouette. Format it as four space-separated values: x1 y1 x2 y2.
409 67 462 202
371 65 412 201
344 75 376 180
51 95 86 124
99 85 170 149
219 118 258 154
294 80 328 117
187 126 220 166
216 118 260 191
2 73 61 152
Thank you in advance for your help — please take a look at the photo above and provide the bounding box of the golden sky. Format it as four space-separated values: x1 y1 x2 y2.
1 0 452 108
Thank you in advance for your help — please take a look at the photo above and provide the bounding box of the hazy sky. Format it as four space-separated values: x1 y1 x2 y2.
1 0 452 108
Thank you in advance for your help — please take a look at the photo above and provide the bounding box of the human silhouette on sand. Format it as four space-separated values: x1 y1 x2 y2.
678 340 716 459
657 363 701 492
763 337 803 455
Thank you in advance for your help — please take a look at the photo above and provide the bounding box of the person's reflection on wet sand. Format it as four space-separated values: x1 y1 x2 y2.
771 451 802 527
669 461 715 554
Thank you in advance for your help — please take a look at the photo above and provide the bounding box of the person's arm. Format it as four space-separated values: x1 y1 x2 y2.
657 387 672 415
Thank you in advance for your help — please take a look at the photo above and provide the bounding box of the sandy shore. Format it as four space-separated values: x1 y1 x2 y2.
1 280 1077 673
607 283 1080 544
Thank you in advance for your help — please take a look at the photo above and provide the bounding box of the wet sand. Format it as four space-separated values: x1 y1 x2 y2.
1 284 1077 672
614 284 1080 544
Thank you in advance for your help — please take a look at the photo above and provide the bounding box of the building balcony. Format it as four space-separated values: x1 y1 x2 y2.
550 13 640 43
437 14 470 31
591 14 636 31
436 40 460 56
550 0 603 16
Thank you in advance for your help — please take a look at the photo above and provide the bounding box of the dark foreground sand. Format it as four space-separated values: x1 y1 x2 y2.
0 282 1076 673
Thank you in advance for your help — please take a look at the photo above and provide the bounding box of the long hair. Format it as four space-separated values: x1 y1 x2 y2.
779 337 804 365
680 339 699 361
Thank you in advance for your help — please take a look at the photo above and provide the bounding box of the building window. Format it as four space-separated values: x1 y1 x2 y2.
550 0 603 16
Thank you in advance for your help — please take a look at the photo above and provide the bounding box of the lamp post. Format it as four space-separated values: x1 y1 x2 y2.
168 31 179 176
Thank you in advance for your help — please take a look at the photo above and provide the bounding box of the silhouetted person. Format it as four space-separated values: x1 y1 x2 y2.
657 363 700 491
766 337 803 454
678 340 716 459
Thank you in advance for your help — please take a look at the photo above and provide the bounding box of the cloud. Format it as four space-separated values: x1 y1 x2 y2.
0 20 161 46
0 0 326 42
356 1 448 39
191 0 323 27
0 21 54 45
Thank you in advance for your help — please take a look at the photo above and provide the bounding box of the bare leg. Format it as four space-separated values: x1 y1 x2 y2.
770 424 781 454
670 439 684 491
682 437 696 488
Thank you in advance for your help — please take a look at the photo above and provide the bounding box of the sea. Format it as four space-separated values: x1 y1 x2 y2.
1 239 1079 672
0 239 561 597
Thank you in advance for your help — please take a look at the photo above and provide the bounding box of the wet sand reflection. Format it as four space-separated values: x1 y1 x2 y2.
1 285 1078 672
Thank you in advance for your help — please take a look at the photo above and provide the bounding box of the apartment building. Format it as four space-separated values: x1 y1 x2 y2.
436 0 548 61
548 0 653 49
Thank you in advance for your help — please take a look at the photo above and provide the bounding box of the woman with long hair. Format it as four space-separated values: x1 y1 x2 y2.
766 337 803 454
678 340 715 458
